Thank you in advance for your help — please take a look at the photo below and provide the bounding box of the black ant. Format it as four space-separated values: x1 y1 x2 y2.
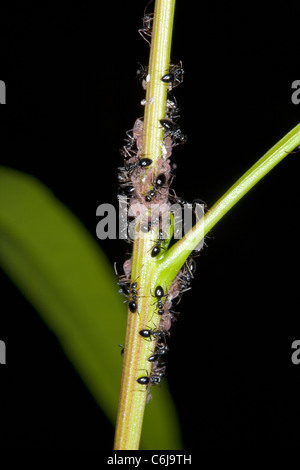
161 61 184 89
118 184 136 199
166 97 180 121
137 376 155 385
138 1 154 46
145 173 166 202
147 343 169 362
139 326 169 341
153 285 167 314
114 262 130 295
119 157 152 175
128 281 139 313
180 258 197 291
143 285 167 317
137 374 161 386
136 365 166 386
118 280 138 313
160 119 187 145
151 228 167 258
115 264 139 313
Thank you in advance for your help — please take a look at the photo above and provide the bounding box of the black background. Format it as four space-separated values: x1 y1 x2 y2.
1 0 300 449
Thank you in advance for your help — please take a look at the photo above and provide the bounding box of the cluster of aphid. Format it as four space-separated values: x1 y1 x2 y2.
117 258 197 401
116 2 203 402
135 260 197 402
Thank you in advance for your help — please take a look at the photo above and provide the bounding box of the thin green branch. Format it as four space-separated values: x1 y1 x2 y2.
159 122 300 279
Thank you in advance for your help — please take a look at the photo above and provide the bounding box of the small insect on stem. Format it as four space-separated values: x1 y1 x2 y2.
145 173 167 202
136 62 148 81
147 343 169 362
160 119 187 146
115 264 140 314
119 157 152 177
161 61 184 89
151 228 167 258
136 365 166 386
166 96 180 121
128 281 139 313
179 257 197 292
139 327 169 341
119 344 125 357
114 262 130 295
138 0 154 47
153 285 167 315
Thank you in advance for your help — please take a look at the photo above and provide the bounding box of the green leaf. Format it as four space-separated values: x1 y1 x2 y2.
0 166 182 450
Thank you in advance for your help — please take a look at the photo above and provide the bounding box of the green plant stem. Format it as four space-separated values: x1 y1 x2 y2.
114 0 176 451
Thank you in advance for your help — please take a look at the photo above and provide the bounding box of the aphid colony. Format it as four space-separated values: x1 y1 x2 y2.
116 3 203 401
117 260 198 402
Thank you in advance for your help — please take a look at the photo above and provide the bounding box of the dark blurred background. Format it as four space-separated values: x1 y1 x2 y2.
0 0 300 449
